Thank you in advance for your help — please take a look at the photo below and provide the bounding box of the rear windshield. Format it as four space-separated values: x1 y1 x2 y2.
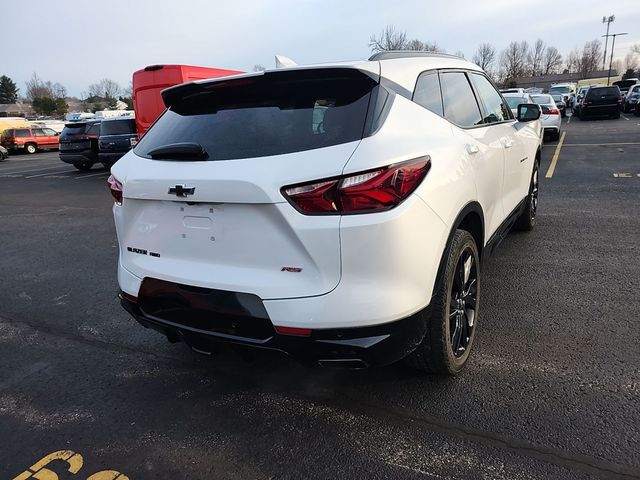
101 118 136 136
531 95 553 105
504 96 527 109
551 94 564 102
135 69 377 161
62 123 88 135
549 86 571 94
587 87 620 97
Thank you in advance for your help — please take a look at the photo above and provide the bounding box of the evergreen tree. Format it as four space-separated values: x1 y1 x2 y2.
0 75 19 103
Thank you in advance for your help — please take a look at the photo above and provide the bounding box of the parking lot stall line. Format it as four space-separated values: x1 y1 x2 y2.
25 170 77 179
74 171 111 180
545 131 566 178
561 142 640 147
0 164 71 175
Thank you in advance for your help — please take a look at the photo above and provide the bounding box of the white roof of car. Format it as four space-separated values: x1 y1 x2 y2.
192 52 484 95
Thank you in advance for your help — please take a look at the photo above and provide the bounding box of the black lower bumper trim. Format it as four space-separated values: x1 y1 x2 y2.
120 286 430 368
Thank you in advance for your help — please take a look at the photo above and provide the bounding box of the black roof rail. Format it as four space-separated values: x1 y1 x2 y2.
368 50 464 61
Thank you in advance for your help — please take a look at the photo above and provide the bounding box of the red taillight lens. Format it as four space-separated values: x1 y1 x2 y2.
282 157 430 214
542 106 560 115
107 174 123 205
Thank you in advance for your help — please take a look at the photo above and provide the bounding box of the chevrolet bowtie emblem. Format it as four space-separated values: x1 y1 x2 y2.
169 185 195 197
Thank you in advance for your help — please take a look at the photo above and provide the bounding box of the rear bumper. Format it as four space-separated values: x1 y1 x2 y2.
60 151 97 164
119 286 430 368
581 105 619 116
99 152 127 164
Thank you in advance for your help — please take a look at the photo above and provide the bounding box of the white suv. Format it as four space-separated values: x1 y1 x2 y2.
109 52 542 375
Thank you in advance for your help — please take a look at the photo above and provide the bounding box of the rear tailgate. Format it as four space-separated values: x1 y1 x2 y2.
113 68 378 300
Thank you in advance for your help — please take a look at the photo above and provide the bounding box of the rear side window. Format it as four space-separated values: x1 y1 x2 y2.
469 73 511 123
15 129 31 137
413 72 443 116
135 69 377 161
440 72 483 127
101 118 137 136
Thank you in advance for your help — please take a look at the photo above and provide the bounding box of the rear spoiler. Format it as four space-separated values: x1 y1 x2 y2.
161 67 381 109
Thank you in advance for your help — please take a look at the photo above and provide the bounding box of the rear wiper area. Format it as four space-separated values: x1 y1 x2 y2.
147 142 209 160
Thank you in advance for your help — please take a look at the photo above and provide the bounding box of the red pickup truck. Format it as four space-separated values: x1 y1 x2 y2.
132 64 243 136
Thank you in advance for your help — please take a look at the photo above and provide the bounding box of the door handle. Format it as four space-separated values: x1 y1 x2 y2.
465 144 479 155
502 138 514 149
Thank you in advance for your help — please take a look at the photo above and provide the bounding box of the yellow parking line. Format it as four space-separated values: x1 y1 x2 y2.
545 131 566 178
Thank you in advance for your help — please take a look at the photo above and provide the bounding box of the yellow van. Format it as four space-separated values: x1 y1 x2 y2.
0 117 30 135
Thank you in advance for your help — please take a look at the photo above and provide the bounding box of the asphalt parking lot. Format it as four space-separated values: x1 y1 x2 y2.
1 113 639 480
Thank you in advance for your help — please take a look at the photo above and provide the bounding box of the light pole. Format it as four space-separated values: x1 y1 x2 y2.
602 32 628 85
602 15 615 71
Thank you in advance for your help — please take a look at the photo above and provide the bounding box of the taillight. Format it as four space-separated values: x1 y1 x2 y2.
282 157 430 214
542 106 560 115
107 174 123 205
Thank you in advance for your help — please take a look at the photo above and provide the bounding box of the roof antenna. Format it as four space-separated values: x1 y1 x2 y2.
275 55 297 68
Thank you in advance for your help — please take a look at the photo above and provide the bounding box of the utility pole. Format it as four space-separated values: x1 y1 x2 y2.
602 32 627 85
602 15 615 71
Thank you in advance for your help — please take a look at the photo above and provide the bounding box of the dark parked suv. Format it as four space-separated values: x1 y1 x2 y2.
59 120 101 171
578 86 622 120
98 117 138 168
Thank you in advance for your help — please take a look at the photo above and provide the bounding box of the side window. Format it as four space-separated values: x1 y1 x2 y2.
469 73 513 122
15 129 31 137
44 128 57 136
33 128 46 137
413 72 443 116
440 72 483 127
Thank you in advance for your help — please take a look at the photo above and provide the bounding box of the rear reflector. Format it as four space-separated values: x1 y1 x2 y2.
119 291 138 303
282 156 430 214
275 326 313 336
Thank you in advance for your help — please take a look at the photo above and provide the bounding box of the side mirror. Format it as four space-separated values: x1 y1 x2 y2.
517 104 541 122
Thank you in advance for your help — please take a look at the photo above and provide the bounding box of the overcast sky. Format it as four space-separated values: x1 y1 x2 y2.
4 0 640 98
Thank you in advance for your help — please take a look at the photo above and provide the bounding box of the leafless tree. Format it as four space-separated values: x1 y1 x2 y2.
404 39 442 52
88 79 121 100
253 64 266 72
500 41 529 80
564 48 581 73
472 43 496 72
25 73 67 101
578 40 602 74
632 44 640 55
454 51 466 59
623 52 638 72
527 39 545 76
369 25 408 52
542 46 563 75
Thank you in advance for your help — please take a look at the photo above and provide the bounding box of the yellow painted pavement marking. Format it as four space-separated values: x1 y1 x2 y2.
545 131 566 178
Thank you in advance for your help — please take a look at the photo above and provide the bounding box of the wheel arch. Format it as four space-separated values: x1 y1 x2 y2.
431 202 485 299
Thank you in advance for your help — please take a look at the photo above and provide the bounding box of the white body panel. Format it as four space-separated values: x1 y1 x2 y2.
112 56 542 331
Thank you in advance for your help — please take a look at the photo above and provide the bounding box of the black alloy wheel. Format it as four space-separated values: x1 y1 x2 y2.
449 247 478 358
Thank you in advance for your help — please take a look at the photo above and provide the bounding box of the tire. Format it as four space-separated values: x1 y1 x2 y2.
553 130 560 141
611 111 620 119
406 230 480 375
74 162 93 172
25 143 37 154
514 161 539 232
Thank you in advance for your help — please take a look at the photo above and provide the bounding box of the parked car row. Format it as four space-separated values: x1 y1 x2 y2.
503 92 560 140
59 116 138 170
